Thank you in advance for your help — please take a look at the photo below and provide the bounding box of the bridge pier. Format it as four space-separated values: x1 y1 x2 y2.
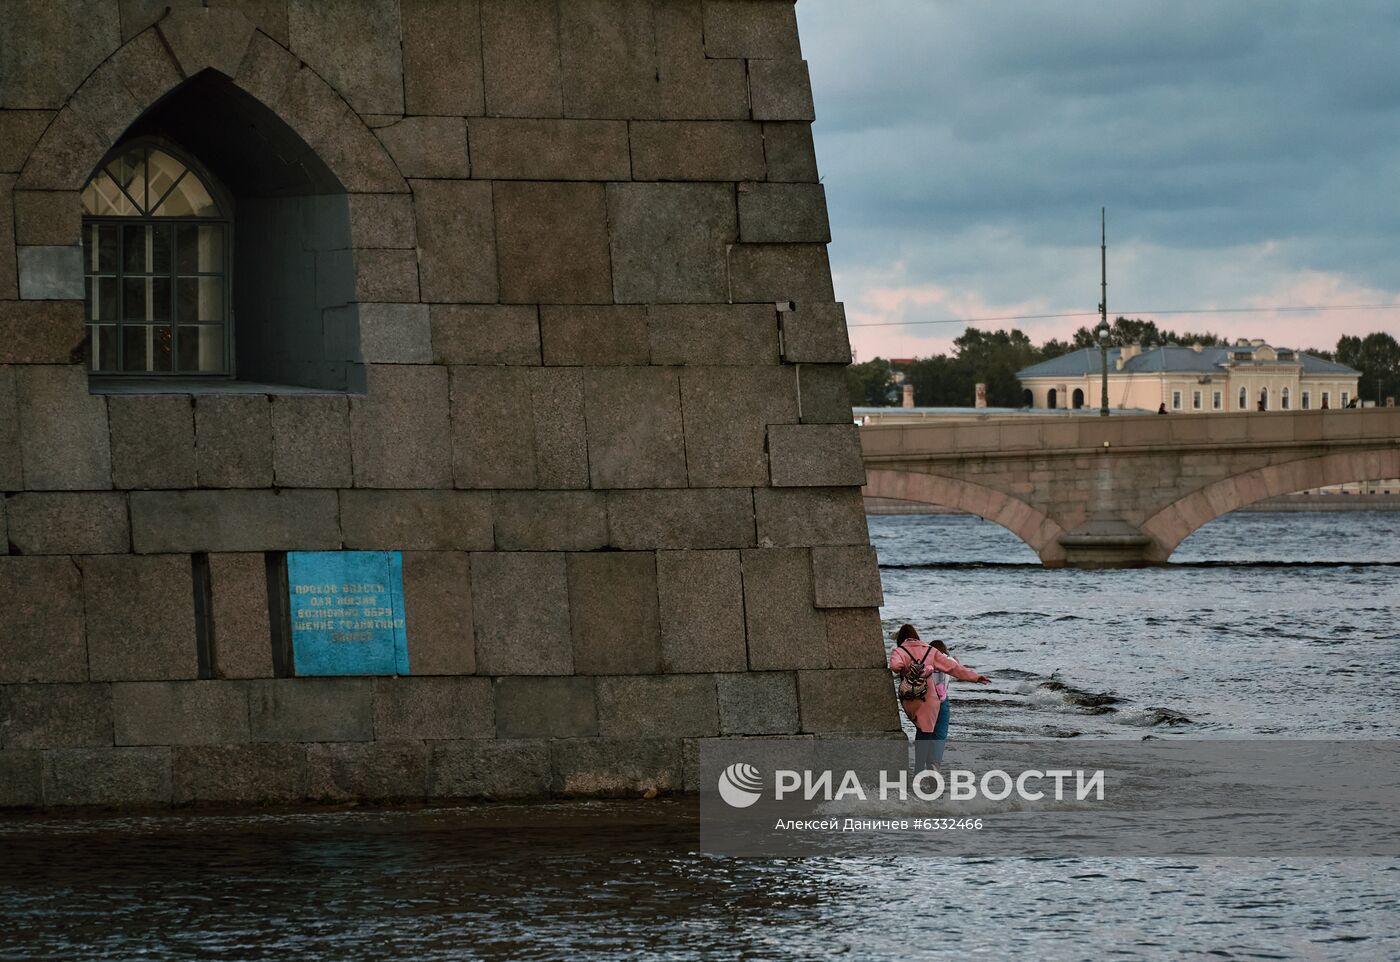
1055 519 1155 569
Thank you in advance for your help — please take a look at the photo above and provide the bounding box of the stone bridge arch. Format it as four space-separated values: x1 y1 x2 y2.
1142 448 1400 561
864 469 1069 565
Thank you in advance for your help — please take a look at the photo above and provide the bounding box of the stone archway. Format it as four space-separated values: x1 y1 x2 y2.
1141 448 1400 561
864 468 1069 565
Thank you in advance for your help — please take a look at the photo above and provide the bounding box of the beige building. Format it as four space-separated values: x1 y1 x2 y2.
1017 340 1361 413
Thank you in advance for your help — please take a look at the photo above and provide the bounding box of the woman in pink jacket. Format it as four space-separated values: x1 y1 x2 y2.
889 623 990 771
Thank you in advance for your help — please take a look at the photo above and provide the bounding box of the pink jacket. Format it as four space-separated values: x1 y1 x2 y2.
889 640 981 732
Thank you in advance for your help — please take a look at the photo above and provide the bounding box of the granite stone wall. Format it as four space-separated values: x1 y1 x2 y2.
0 0 897 809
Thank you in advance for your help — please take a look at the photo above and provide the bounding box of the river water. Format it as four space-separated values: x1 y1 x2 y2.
2 512 1398 960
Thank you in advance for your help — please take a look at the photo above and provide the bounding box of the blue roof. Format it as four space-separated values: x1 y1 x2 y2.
1017 344 1358 379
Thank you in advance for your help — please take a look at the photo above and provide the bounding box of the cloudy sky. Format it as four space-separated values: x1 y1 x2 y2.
796 0 1400 361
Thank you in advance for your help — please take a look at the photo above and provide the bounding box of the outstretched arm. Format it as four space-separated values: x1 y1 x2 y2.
930 650 991 684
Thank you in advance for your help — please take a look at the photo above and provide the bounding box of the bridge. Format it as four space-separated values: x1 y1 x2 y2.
860 408 1400 567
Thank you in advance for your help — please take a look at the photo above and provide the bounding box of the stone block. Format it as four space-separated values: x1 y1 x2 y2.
83 555 199 682
131 490 341 553
607 183 736 303
347 193 416 249
550 737 682 796
557 0 660 119
528 368 589 488
741 547 826 670
647 303 780 366
0 294 85 364
0 366 18 490
680 366 798 486
430 738 551 799
402 551 474 674
754 488 868 549
172 743 308 805
410 179 499 303
374 676 493 740
154 5 257 78
113 681 250 746
449 366 538 488
493 491 607 551
357 303 433 364
469 118 629 180
350 365 452 488
797 668 902 733
353 248 419 303
377 116 470 178
717 671 800 735
495 182 612 304
568 552 661 674
204 553 272 681
110 20 184 108
43 747 173 807
0 557 87 683
0 111 52 172
584 367 687 488
195 395 274 488
750 59 815 121
762 121 819 182
806 546 879 604
767 423 865 486
0 683 111 749
401 0 484 116
0 2 119 109
607 488 755 549
657 550 746 673
824 608 886 668
249 678 374 742
481 0 563 117
14 190 80 246
472 552 573 675
270 395 352 488
0 750 41 806
797 364 853 423
702 0 801 59
0 184 13 300
306 740 428 802
495 676 598 738
287 0 403 115
781 302 852 363
541 306 649 365
6 492 129 554
339 490 492 550
738 183 829 243
432 305 541 365
15 107 107 192
597 675 718 736
17 245 83 299
629 121 766 181
107 395 197 490
729 243 835 303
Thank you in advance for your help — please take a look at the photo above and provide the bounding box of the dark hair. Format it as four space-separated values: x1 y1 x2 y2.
930 639 948 654
895 624 919 643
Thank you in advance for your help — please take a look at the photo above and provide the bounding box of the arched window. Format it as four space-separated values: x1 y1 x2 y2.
1239 386 1248 410
1072 388 1084 409
82 141 230 376
1047 388 1058 409
1022 388 1033 408
1259 387 1269 410
1281 387 1290 410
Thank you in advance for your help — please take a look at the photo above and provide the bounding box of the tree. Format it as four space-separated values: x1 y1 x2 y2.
1069 317 1225 348
846 357 895 406
1336 333 1400 404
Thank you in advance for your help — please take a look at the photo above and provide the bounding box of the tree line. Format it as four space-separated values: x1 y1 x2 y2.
848 318 1400 409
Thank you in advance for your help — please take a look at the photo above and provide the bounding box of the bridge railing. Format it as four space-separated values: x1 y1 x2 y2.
860 408 1400 460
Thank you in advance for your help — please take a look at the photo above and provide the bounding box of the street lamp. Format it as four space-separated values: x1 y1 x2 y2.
1096 317 1111 416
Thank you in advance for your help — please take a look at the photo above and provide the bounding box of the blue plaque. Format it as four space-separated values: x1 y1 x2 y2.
287 551 409 676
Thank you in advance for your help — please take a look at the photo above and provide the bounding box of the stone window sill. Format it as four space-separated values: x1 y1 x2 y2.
89 378 357 396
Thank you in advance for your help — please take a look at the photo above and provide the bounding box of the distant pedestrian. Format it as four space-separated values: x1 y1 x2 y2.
889 624 990 772
1157 402 1168 415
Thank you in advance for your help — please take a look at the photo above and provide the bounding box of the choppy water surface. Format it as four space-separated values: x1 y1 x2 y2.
3 512 1398 960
